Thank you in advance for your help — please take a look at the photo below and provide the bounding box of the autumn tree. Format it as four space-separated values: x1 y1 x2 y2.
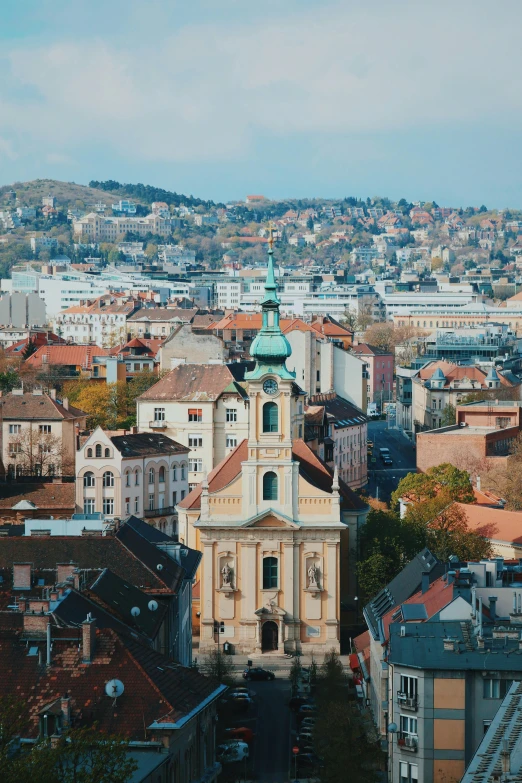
63 381 127 430
440 403 456 427
483 434 522 510
391 464 475 511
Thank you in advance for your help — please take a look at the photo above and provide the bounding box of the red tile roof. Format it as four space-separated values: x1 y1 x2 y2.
381 575 455 642
418 360 514 389
457 502 522 547
138 364 239 402
25 345 108 369
351 343 393 357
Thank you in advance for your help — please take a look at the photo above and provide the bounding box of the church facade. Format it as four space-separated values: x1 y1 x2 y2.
177 240 367 654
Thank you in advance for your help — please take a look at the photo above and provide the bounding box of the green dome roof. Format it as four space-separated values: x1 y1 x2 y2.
250 331 292 363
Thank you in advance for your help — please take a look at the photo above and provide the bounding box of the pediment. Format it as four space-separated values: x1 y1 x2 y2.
242 510 298 529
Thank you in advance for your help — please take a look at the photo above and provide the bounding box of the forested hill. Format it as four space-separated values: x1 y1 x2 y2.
88 180 219 209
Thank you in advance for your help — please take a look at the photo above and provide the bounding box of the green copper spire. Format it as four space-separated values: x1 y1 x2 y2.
245 226 295 381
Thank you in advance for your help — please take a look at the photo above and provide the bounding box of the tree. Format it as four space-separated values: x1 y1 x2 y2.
7 427 68 477
289 657 302 695
391 464 475 511
483 434 522 510
0 367 20 392
64 381 127 430
440 403 456 427
199 648 235 685
0 696 137 783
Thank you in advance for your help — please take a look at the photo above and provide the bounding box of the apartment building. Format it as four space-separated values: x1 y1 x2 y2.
76 429 189 538
73 212 174 241
351 343 394 407
137 364 250 487
310 393 367 488
393 302 522 335
53 294 140 346
1 389 87 478
127 307 198 339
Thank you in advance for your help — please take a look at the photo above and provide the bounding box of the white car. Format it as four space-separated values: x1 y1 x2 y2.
217 741 249 763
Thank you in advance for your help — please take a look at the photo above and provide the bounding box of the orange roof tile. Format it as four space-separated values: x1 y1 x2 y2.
25 345 109 369
458 502 522 547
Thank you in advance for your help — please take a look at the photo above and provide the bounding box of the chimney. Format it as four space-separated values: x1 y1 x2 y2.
57 562 78 584
18 597 27 613
476 475 481 491
62 398 69 411
13 563 31 590
23 611 50 636
60 694 71 728
489 596 498 622
49 388 56 400
421 572 430 594
447 570 456 585
81 614 96 664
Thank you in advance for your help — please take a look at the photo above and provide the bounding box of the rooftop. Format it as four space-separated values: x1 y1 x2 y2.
138 363 244 402
110 432 189 458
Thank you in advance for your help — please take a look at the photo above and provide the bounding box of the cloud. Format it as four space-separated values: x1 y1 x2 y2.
0 136 17 160
46 152 75 165
1 1 522 167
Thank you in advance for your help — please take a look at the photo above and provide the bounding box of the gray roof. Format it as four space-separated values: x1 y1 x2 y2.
363 548 443 640
110 433 189 457
431 367 446 380
461 682 522 783
389 620 522 671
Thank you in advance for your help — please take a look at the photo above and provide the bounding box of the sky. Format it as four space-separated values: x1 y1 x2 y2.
1 0 522 207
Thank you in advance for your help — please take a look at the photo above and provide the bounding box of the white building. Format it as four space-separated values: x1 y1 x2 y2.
54 294 138 347
75 429 190 538
137 364 250 488
112 199 137 214
216 280 243 309
73 212 175 241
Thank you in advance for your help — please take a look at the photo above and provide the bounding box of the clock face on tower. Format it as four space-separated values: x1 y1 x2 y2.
263 378 278 395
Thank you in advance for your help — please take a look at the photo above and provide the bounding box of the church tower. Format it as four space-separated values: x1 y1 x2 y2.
178 232 367 655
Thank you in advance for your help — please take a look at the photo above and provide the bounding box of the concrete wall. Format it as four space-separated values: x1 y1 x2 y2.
160 324 227 371
332 347 366 411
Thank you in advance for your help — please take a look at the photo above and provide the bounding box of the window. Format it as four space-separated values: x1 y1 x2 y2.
263 402 278 433
172 466 177 481
39 425 51 434
87 448 93 457
154 407 165 422
149 493 155 511
125 471 130 487
483 721 492 735
125 499 130 514
134 497 139 512
400 715 417 738
103 498 114 515
148 468 155 485
188 408 202 422
226 435 237 449
172 491 177 505
95 444 102 458
83 498 95 514
159 466 165 483
226 408 237 422
181 464 186 480
399 675 418 700
189 482 197 491
102 471 114 488
189 458 203 472
483 679 512 699
9 424 21 434
104 447 110 458
400 762 418 783
496 417 510 428
180 489 186 500
263 471 278 501
189 434 203 448
263 557 278 589
9 442 21 455
135 469 140 486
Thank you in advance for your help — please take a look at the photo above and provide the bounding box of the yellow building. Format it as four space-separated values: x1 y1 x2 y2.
178 240 367 654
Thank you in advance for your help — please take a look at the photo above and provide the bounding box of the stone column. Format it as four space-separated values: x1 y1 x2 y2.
201 540 215 646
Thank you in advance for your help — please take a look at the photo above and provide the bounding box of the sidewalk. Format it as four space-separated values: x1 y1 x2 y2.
193 647 352 675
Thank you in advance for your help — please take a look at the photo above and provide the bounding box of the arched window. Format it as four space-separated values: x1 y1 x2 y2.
87 448 93 458
84 472 95 487
103 471 114 488
263 402 278 433
135 469 140 486
104 448 110 458
263 557 278 589
148 467 155 485
159 466 165 483
95 444 102 458
125 470 131 487
181 463 186 481
263 471 278 501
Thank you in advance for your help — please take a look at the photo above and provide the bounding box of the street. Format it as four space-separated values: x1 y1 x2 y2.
365 420 416 504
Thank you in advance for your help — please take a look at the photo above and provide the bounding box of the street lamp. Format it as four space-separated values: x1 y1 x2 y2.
388 722 398 783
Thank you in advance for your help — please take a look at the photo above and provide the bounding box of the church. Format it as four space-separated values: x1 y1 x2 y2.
177 237 367 654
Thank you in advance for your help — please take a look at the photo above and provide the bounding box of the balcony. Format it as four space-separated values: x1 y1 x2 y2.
397 693 418 711
149 420 167 429
397 733 418 752
144 505 177 518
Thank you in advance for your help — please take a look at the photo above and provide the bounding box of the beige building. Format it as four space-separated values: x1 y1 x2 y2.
177 248 367 654
1 390 86 479
72 212 174 241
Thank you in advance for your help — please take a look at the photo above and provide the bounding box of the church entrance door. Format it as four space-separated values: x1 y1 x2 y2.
261 620 278 652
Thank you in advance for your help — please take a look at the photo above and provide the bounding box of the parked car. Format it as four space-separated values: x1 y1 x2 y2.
298 704 317 720
382 456 393 466
288 695 311 711
217 741 249 763
243 667 275 681
301 717 316 729
296 753 324 769
224 727 254 744
367 439 374 448
228 687 251 697
298 729 314 744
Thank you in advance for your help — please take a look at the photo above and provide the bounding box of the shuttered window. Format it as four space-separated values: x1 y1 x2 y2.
263 471 278 501
263 402 278 433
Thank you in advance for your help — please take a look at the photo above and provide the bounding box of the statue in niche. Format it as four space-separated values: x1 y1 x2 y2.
308 563 319 588
221 562 232 587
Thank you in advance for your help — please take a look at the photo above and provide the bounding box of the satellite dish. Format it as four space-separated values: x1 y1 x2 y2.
156 563 163 571
148 600 158 612
130 606 140 617
105 679 125 699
